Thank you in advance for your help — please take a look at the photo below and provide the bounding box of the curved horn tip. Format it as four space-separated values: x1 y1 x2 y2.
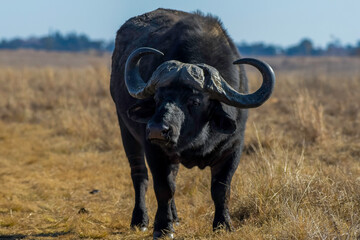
129 47 164 58
233 58 274 72
234 57 275 88
124 47 164 99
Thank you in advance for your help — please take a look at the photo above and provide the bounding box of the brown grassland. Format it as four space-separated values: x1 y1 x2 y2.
0 50 359 239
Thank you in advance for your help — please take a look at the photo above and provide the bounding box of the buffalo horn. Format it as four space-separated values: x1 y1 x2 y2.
202 58 275 108
232 58 275 108
125 47 164 99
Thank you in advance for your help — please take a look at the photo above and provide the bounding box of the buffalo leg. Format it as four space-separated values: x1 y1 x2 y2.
210 151 241 231
170 164 179 225
118 118 149 229
145 144 177 238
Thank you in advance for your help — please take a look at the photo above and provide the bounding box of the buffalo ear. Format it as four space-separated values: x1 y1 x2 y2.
127 99 155 123
210 105 236 134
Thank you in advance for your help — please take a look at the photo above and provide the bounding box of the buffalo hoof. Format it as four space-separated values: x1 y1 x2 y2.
153 231 174 239
213 222 233 232
130 209 148 230
131 225 148 232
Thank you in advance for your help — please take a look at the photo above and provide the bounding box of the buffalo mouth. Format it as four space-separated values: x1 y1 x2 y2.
148 138 177 149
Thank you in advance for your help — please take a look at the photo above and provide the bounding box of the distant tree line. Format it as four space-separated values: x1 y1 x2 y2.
238 38 360 56
0 32 114 52
1 32 360 56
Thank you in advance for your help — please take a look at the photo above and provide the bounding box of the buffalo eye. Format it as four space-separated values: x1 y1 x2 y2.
188 98 201 107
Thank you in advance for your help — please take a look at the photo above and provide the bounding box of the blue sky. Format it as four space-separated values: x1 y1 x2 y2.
0 0 359 48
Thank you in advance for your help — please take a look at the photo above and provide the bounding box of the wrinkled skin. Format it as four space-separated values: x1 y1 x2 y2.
129 84 236 155
111 8 249 238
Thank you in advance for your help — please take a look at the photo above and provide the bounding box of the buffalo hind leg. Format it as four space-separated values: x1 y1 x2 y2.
210 151 241 231
129 156 149 230
118 118 149 230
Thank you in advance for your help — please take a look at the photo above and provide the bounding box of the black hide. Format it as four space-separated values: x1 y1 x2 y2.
110 8 249 238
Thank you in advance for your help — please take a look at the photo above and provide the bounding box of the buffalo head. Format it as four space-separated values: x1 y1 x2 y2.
125 47 275 152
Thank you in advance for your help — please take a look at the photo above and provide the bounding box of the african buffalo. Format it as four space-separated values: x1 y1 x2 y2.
110 8 275 239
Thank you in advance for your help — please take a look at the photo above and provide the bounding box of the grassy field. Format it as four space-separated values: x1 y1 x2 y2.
0 50 359 239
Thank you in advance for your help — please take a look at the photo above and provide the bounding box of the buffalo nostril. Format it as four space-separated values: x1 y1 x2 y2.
147 123 171 141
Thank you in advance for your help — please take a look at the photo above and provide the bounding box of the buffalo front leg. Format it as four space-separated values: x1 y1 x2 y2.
145 145 178 239
170 164 179 225
118 118 149 230
210 151 241 231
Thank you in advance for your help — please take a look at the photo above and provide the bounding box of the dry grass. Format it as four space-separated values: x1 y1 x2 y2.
0 51 359 239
